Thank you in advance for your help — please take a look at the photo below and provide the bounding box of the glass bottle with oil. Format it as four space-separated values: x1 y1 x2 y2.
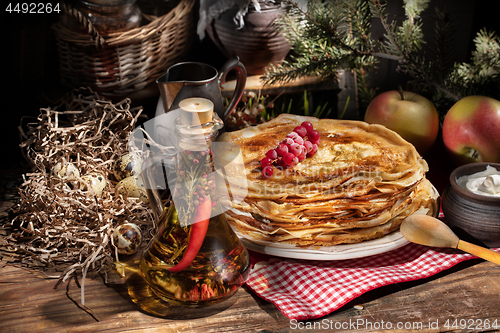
140 97 250 307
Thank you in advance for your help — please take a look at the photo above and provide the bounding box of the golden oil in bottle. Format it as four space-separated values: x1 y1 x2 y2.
140 205 250 307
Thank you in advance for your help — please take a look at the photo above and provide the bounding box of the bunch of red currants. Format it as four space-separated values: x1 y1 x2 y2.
260 121 320 178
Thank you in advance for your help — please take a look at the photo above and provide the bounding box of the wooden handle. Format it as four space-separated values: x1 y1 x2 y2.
457 240 500 265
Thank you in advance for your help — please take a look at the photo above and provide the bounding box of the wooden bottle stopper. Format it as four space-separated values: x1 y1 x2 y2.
179 98 214 126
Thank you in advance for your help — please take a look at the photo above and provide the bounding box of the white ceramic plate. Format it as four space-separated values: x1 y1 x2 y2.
236 185 440 261
238 229 409 260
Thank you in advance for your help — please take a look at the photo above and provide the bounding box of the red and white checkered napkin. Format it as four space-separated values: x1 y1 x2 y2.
245 244 500 320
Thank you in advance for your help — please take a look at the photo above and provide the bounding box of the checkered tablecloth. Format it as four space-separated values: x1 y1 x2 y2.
245 243 500 320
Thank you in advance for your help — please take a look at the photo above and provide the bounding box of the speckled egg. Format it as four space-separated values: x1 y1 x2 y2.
112 223 142 255
79 172 107 197
114 153 142 182
116 175 149 204
52 162 80 184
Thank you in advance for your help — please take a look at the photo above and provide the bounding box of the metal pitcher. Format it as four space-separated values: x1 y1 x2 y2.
156 57 247 122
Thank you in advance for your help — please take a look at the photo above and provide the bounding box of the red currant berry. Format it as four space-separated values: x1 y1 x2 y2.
298 150 307 162
301 121 314 132
283 152 297 166
266 149 278 160
307 129 320 144
289 143 302 156
276 143 289 156
282 137 295 145
303 140 313 153
262 166 274 178
294 136 304 145
260 157 273 168
293 126 308 137
275 158 288 170
287 131 300 140
307 143 318 157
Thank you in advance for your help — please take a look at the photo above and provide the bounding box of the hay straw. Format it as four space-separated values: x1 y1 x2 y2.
2 87 156 309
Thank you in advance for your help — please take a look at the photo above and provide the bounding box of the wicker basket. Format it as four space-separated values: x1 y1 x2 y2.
52 0 196 98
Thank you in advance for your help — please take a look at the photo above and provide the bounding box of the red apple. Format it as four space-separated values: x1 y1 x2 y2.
442 95 500 165
364 90 439 155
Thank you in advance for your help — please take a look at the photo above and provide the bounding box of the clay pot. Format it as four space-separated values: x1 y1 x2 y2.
206 1 291 75
441 163 500 248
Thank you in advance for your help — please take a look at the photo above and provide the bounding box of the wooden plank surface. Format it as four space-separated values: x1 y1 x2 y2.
1 250 500 332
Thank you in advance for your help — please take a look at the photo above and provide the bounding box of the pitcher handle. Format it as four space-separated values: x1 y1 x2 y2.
218 56 247 121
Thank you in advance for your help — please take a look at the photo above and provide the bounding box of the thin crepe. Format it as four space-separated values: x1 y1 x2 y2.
218 114 437 247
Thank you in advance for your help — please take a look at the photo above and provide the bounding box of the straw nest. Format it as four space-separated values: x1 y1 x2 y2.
1 88 158 303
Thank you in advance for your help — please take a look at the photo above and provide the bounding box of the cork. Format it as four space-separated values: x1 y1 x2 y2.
178 98 214 125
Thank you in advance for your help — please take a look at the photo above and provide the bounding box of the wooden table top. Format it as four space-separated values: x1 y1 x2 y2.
1 250 499 332
1 144 500 333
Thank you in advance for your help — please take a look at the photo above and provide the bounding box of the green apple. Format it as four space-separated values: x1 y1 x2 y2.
364 90 439 155
442 95 500 165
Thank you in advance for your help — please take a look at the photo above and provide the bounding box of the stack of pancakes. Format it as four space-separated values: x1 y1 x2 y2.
217 114 438 247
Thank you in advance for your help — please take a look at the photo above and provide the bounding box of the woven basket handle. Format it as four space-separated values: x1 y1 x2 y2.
61 2 106 48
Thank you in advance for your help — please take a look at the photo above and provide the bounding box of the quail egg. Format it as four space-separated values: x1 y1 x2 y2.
52 162 80 184
114 153 142 182
116 175 149 204
80 172 107 197
112 223 142 255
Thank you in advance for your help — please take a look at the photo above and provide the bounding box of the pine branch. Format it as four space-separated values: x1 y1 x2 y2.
369 0 405 60
264 0 500 112
430 7 456 84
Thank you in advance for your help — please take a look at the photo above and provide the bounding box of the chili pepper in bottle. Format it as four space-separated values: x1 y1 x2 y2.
168 198 211 272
